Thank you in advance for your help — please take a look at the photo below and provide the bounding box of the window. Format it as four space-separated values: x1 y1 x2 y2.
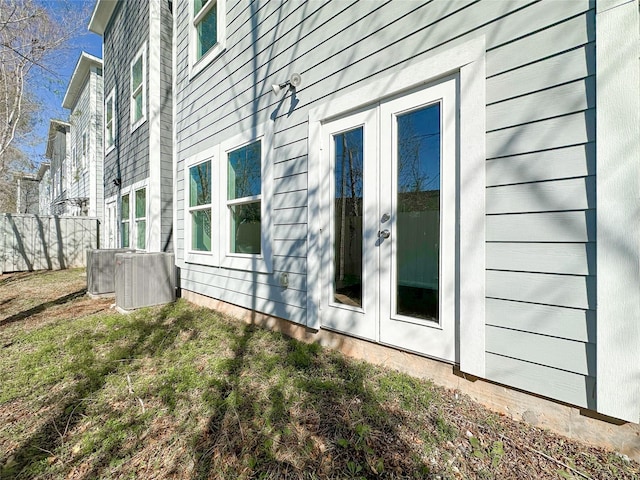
190 0 226 76
121 193 130 248
135 187 146 249
130 44 146 130
189 160 212 251
227 140 261 254
105 88 116 151
182 123 273 272
72 146 78 175
81 129 88 171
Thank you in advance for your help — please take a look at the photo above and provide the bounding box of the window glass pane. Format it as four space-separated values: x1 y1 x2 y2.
189 161 211 207
132 57 143 91
121 194 129 218
121 222 130 248
228 140 261 200
333 127 364 308
136 220 146 249
396 102 441 321
191 210 212 251
230 201 260 254
106 99 112 123
133 92 143 123
194 0 209 16
135 188 146 218
197 3 217 59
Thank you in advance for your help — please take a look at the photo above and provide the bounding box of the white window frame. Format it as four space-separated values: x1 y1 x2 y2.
189 0 226 78
119 179 149 250
134 186 147 250
184 150 219 266
182 122 273 272
81 129 88 172
121 192 131 248
72 145 78 179
130 43 147 132
105 88 116 153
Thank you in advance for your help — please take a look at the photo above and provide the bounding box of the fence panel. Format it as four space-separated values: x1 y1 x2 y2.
0 214 99 274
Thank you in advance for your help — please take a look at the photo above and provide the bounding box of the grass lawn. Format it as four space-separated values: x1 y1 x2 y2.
0 269 638 479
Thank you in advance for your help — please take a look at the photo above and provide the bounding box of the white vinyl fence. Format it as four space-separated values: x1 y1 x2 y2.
0 214 99 274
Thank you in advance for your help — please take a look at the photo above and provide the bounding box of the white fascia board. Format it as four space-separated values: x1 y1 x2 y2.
62 52 103 110
88 0 118 36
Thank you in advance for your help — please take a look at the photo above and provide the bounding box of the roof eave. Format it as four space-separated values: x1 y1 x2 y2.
88 0 118 36
62 52 103 110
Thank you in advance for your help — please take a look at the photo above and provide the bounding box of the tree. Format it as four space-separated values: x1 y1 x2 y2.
0 0 86 175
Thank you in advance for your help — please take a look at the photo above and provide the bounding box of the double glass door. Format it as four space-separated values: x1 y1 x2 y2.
319 78 456 362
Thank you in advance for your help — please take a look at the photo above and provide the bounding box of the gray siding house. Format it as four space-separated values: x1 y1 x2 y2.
172 0 640 451
46 119 71 216
62 52 104 219
89 0 173 251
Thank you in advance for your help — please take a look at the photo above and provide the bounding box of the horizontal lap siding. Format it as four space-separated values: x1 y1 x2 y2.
103 1 150 199
484 2 595 407
175 0 596 406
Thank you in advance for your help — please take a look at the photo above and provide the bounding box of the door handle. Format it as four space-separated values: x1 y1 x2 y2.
378 229 390 239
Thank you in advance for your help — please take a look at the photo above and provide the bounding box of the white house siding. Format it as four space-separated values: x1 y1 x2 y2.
175 1 597 410
66 66 103 218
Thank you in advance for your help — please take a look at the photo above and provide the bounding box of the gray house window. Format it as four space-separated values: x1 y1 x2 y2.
130 43 147 131
189 160 212 251
227 140 261 254
105 88 116 151
135 187 146 250
121 193 130 248
190 0 226 76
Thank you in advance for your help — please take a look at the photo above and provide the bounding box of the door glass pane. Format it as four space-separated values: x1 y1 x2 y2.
333 127 364 307
396 103 440 320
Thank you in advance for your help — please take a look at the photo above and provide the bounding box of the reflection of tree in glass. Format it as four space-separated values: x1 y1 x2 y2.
335 128 363 286
228 141 261 201
190 161 211 237
397 104 440 212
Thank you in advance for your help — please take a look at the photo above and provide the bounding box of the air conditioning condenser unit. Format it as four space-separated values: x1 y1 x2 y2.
87 248 136 295
115 252 176 311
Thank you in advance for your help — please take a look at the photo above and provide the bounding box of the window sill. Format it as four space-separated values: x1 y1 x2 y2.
130 117 147 134
189 42 226 80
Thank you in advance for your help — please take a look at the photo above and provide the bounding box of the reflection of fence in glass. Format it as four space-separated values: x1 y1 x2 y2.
396 102 441 321
0 214 99 274
333 127 364 307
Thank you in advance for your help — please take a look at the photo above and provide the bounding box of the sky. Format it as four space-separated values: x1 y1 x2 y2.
21 0 102 168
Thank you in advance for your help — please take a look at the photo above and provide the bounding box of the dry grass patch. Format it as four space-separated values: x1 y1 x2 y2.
0 269 639 479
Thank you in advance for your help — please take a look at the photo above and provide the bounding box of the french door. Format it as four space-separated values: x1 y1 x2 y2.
319 77 457 362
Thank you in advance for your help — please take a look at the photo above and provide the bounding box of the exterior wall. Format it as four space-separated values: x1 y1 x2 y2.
49 126 70 216
67 67 103 218
173 0 637 423
101 0 172 252
92 66 104 221
102 0 150 200
38 169 51 215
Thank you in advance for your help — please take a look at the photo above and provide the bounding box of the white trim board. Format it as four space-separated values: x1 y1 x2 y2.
595 0 640 423
307 36 486 377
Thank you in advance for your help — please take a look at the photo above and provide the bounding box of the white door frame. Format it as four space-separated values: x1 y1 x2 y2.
308 37 486 375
